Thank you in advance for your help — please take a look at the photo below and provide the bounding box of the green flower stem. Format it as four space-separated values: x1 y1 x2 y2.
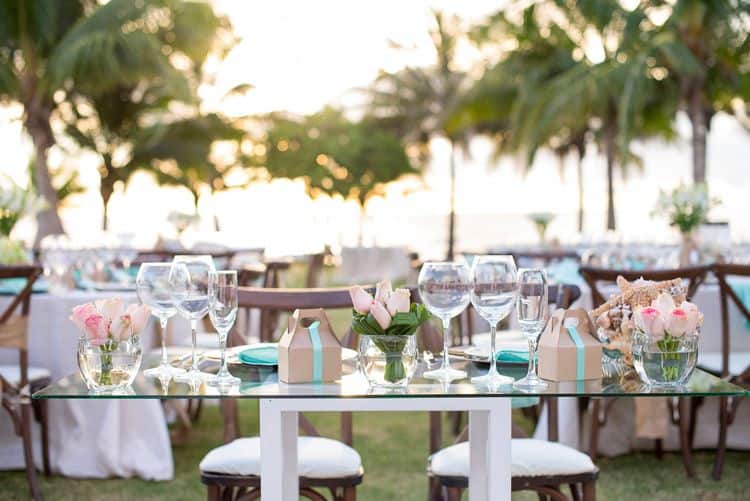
657 334 681 382
99 337 117 386
372 337 408 384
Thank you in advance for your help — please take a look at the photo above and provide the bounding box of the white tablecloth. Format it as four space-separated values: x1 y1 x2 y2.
534 282 750 455
0 291 173 480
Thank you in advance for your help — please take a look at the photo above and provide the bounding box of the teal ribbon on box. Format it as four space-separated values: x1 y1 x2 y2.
308 320 323 383
565 325 586 381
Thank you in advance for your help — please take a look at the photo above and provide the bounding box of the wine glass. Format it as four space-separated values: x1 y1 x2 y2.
418 262 471 383
514 268 548 390
207 270 240 387
170 255 215 391
470 255 519 387
136 263 186 386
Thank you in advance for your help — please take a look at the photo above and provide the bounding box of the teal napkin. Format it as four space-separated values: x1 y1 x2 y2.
728 278 750 330
238 345 278 366
0 278 48 295
497 349 531 363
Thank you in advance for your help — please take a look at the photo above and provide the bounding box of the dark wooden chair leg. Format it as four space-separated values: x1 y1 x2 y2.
569 482 582 501
712 395 729 480
449 411 463 437
678 397 696 478
654 438 663 460
21 404 42 500
37 399 50 475
206 484 220 501
220 399 240 443
589 399 600 459
343 486 356 501
688 396 703 450
446 487 462 501
582 480 596 501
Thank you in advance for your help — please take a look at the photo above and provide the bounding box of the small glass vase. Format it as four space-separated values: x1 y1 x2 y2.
632 329 698 389
358 334 417 389
77 336 143 392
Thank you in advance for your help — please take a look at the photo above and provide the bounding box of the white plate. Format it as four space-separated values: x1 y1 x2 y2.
471 330 527 349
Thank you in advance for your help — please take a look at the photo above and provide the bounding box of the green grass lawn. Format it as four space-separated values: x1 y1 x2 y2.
0 401 748 500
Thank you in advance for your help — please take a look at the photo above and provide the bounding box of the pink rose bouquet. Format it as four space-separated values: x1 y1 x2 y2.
71 298 150 385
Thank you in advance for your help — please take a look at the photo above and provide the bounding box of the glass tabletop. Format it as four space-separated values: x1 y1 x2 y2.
33 357 746 399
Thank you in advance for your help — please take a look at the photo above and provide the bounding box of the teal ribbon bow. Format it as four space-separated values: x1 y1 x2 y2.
308 320 323 383
565 324 586 381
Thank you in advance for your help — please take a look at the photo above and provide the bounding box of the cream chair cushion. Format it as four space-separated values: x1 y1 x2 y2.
200 436 362 479
0 365 51 386
429 438 596 478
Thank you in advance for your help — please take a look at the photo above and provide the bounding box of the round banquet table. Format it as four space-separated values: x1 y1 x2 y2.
0 290 173 480
533 281 750 456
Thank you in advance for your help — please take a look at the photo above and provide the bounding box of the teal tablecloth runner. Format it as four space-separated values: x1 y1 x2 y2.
0 278 48 295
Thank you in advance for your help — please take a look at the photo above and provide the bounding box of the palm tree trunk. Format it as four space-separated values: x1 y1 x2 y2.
101 174 114 231
688 86 707 184
577 155 584 234
446 139 457 261
604 121 616 231
26 105 64 246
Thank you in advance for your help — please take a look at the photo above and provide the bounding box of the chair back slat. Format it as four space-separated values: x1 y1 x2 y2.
712 264 750 378
579 265 710 308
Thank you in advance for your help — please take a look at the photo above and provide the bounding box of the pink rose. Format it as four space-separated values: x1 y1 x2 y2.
667 308 689 337
349 285 375 314
370 301 392 330
95 298 124 325
386 288 411 316
125 303 151 334
110 315 131 342
635 307 665 337
680 301 701 333
374 280 393 305
83 314 109 346
70 303 97 332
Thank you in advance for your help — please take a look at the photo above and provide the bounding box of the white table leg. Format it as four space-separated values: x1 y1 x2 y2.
260 399 298 501
469 399 512 501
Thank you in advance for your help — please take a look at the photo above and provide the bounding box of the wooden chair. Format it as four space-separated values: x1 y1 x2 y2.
578 265 710 478
427 398 598 501
708 263 750 480
0 265 50 501
200 286 363 501
488 249 581 268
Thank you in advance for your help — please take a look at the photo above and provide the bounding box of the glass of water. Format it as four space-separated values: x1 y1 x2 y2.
170 255 215 392
469 255 519 387
418 261 471 383
208 270 240 387
514 268 548 390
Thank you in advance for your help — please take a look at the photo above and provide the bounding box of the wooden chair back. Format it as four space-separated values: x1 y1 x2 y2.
0 266 42 390
578 265 710 308
712 263 750 379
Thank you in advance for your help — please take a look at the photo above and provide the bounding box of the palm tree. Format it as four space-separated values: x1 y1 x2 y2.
366 11 468 260
0 0 227 243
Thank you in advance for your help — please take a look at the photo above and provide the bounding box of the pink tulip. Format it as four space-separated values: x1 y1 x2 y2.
84 314 109 346
125 303 151 334
349 285 375 314
370 301 392 330
636 307 664 336
680 301 701 333
95 298 124 324
70 303 97 332
667 308 689 337
374 280 393 305
386 288 411 316
652 293 676 320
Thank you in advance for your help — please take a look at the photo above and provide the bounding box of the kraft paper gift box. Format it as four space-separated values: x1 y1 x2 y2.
278 308 342 383
538 308 602 382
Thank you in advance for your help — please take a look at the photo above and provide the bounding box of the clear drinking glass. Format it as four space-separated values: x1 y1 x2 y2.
469 255 519 387
418 261 471 383
514 268 549 390
170 255 215 392
208 270 240 387
136 263 186 385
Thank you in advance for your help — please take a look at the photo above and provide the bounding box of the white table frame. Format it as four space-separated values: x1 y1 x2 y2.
259 396 512 501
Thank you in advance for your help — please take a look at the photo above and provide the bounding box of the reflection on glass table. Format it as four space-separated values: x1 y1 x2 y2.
34 356 746 400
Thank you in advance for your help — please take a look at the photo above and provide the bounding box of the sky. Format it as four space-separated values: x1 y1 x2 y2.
2 1 750 258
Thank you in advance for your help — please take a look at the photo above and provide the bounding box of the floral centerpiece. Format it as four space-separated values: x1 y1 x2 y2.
349 281 430 387
0 237 29 265
71 299 150 390
631 292 703 387
653 183 719 265
528 212 555 245
0 178 44 237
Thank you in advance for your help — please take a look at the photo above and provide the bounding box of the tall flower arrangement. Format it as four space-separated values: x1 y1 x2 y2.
0 178 44 237
654 183 719 235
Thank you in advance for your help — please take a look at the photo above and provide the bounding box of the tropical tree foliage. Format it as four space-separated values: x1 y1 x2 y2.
366 11 468 259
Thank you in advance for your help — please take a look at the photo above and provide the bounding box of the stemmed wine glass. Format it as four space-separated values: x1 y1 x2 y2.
418 262 471 383
170 255 215 392
469 255 519 387
207 270 240 387
136 263 186 385
514 268 548 390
